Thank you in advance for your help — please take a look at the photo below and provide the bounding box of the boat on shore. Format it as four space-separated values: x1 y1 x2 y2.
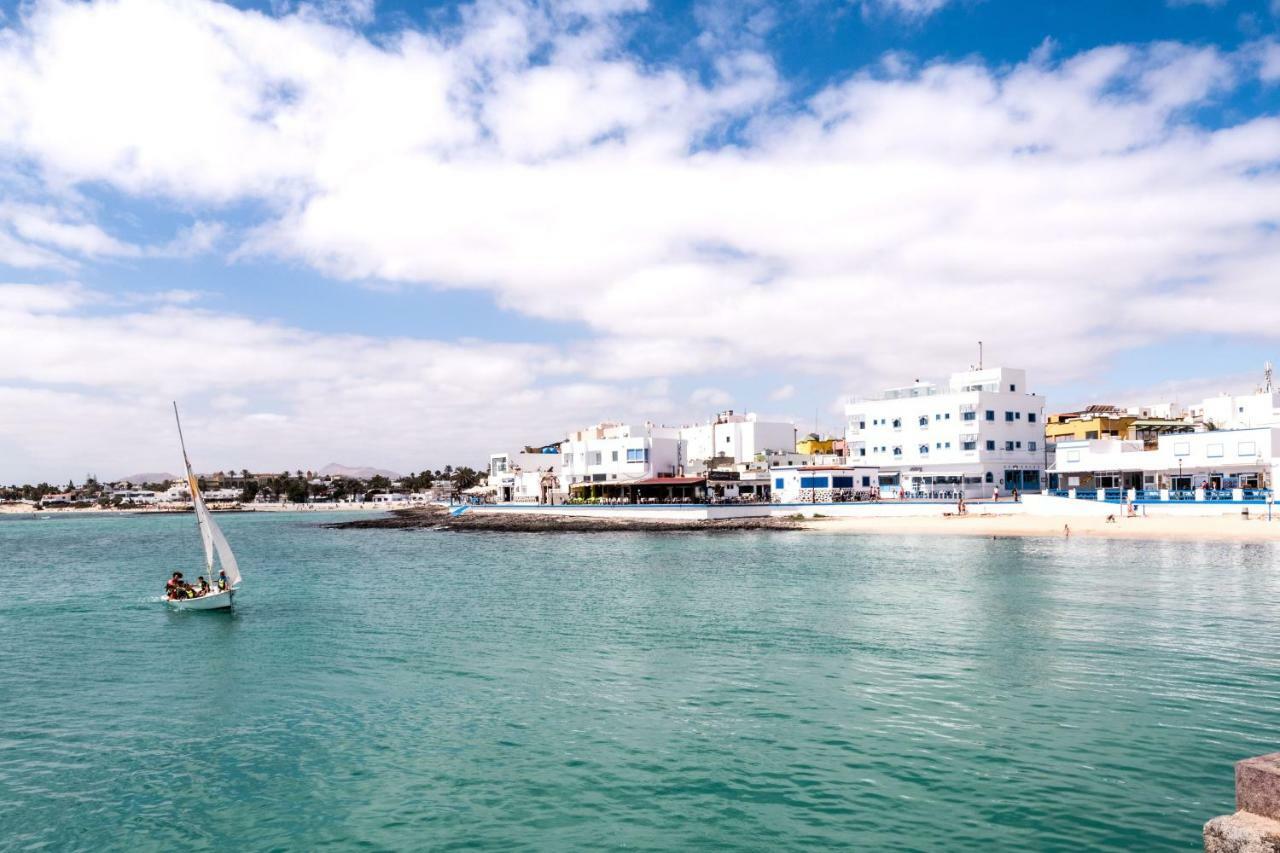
166 404 242 611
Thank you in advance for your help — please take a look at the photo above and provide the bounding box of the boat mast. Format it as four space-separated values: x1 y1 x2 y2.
173 403 213 576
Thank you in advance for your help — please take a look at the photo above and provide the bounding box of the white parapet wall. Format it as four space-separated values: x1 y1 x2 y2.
461 496 1273 522
464 500 1030 521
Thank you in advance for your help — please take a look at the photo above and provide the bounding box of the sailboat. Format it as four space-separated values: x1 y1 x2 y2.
166 403 242 611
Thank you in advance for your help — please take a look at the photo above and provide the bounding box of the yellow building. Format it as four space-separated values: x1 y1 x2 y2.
1045 405 1192 445
1044 408 1137 443
796 435 839 455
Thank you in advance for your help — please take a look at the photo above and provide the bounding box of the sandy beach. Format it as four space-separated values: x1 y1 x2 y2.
804 511 1280 543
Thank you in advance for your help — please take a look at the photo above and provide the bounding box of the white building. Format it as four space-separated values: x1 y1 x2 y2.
680 411 798 472
488 451 562 504
770 465 879 503
1193 389 1280 431
1051 427 1278 497
846 367 1046 498
558 422 687 497
110 489 158 504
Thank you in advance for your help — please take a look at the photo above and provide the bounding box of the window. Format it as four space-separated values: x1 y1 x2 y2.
1029 441 1037 452
775 478 784 490
626 448 649 463
1005 441 1015 451
985 472 994 483
800 476 829 488
1239 441 1257 456
1010 384 1016 392
985 410 995 421
893 446 902 457
1173 441 1191 457
935 442 942 449
857 447 866 457
862 476 871 487
892 418 902 429
1028 412 1037 423
962 441 977 451
1005 411 1014 422
918 416 928 427
833 476 854 488
1207 443 1224 459
611 451 618 462
963 411 976 421
1066 450 1080 463
1015 441 1022 449
589 451 602 465
945 413 951 420
919 444 929 455
934 413 941 421
858 421 865 430
986 440 996 451
725 436 731 444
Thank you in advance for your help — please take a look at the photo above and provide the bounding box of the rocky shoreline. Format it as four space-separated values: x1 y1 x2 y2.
325 506 805 533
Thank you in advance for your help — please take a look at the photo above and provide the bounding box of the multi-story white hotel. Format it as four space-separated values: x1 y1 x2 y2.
845 367 1046 497
680 411 798 473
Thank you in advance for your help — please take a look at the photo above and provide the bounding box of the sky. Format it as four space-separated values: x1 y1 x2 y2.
2 0 1280 482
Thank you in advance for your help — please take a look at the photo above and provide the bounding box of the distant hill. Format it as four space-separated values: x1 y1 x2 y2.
319 463 403 480
116 472 178 485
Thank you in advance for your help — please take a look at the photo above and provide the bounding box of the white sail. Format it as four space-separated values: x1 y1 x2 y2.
176 403 243 589
205 508 241 587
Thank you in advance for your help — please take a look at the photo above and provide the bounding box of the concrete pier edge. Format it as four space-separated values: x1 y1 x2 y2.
1204 753 1280 852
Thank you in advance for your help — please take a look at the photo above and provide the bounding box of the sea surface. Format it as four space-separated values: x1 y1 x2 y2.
2 511 1279 851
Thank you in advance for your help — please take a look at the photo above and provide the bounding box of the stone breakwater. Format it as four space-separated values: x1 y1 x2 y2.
325 506 805 533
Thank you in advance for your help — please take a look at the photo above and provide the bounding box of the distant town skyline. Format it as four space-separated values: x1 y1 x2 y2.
2 0 1279 482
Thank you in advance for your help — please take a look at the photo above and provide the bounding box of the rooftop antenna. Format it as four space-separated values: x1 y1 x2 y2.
1266 361 1274 393
978 341 984 371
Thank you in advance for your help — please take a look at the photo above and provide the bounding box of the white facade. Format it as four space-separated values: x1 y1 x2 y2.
770 465 879 503
846 367 1046 497
558 422 685 493
1193 390 1280 431
488 451 562 503
681 412 797 469
1052 427 1279 493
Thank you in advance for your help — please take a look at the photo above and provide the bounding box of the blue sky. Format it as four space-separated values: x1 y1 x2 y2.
1 0 1278 481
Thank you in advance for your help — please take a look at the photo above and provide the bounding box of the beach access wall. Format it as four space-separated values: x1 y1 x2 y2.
1023 494 1275 518
464 495 1274 522
465 501 1028 521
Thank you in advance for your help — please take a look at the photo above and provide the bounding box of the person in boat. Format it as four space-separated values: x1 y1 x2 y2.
165 572 180 597
196 577 210 596
217 570 229 592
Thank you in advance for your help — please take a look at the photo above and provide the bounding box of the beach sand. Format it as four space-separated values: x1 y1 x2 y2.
804 511 1280 543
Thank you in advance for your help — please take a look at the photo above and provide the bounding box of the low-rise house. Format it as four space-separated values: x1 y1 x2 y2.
1051 427 1278 499
770 465 880 503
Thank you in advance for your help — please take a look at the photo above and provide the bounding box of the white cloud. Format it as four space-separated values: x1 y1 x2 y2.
1 0 1280 478
689 386 733 407
857 0 956 17
0 282 683 481
769 384 795 401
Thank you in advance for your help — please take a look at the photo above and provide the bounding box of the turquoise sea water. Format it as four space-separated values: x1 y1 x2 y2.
2 512 1279 851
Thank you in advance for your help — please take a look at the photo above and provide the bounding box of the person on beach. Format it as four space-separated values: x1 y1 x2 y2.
992 487 999 502
1064 524 1070 537
1012 488 1020 503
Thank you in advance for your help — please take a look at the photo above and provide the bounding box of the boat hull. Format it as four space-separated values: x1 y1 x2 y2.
165 589 235 610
